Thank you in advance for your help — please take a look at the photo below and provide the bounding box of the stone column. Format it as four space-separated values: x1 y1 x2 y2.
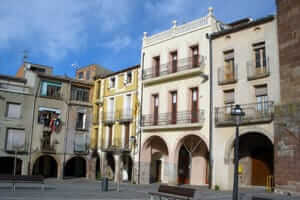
100 151 107 177
114 154 121 183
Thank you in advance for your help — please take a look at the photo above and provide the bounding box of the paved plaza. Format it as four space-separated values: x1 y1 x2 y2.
0 179 299 200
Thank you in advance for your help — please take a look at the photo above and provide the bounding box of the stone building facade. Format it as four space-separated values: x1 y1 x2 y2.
274 0 300 193
211 16 280 190
139 8 217 185
0 74 34 176
94 65 140 183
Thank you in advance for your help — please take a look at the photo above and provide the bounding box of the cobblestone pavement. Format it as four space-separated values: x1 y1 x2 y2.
0 179 299 200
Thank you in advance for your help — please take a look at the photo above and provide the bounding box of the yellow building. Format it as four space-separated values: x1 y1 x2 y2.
93 65 140 182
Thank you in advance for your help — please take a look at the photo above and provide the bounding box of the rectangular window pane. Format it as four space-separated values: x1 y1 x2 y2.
7 103 21 119
74 134 86 152
6 129 25 151
71 86 90 102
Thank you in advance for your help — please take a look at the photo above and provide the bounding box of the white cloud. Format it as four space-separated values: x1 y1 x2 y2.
0 0 133 60
102 36 132 52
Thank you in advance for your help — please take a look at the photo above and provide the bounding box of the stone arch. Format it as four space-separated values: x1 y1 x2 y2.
174 134 209 185
224 127 273 164
225 130 274 187
32 155 58 178
140 135 169 184
0 156 23 175
64 156 87 178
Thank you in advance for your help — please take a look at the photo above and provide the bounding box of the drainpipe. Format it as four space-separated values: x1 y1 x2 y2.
28 74 40 175
206 33 214 189
138 52 145 184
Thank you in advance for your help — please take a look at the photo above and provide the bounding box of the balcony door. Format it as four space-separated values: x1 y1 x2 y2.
254 42 267 74
124 123 130 148
191 46 199 68
153 56 160 77
124 94 131 119
107 125 112 147
191 88 198 123
153 95 159 125
108 97 114 121
171 51 178 73
171 91 177 124
224 50 235 81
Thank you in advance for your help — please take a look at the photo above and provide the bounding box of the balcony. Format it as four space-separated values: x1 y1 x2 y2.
215 101 274 126
143 56 205 84
142 110 205 130
247 58 270 80
40 141 56 153
101 140 130 153
119 109 133 123
218 65 238 85
102 112 116 125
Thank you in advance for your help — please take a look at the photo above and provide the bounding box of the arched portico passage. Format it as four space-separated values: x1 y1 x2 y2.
105 152 115 180
0 157 22 175
141 136 169 184
121 155 132 182
175 135 209 185
228 132 273 187
33 155 57 178
65 156 86 178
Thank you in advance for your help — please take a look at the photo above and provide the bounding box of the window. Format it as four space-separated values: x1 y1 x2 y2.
125 71 132 84
109 77 116 88
191 45 199 67
76 112 87 130
107 125 113 147
86 71 90 80
224 50 235 80
153 56 160 77
38 107 61 127
124 94 132 118
74 134 87 152
71 86 90 102
6 129 25 152
253 42 266 68
6 103 21 119
40 81 61 98
171 51 178 73
78 72 84 79
255 85 268 112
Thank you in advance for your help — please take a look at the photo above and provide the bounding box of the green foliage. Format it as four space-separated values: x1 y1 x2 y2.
214 185 220 191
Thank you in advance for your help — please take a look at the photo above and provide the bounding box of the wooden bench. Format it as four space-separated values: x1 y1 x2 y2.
0 175 45 191
149 184 195 200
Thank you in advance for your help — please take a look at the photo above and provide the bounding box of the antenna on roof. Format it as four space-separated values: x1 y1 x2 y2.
23 50 29 63
71 62 79 78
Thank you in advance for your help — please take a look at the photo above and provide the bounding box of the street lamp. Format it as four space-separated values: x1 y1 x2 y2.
231 104 245 200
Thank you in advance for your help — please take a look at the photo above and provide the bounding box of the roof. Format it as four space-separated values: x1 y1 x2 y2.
211 15 275 39
94 64 140 80
38 73 94 86
0 74 27 83
24 61 53 69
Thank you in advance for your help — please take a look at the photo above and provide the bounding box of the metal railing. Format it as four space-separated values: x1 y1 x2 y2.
143 55 205 80
247 57 270 80
102 110 133 124
215 101 274 126
102 112 116 124
142 110 205 127
218 65 238 85
119 109 133 123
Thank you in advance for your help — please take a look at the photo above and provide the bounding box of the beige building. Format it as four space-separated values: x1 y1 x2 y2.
139 8 218 185
211 16 280 190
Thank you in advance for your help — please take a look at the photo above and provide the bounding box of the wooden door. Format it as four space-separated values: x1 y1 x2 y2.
191 88 198 123
153 95 159 125
171 91 177 124
171 52 177 72
124 123 130 148
252 158 271 186
155 57 160 77
108 125 112 147
192 46 199 68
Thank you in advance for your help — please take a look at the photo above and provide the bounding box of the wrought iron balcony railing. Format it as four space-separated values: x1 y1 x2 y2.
119 109 133 123
40 143 56 153
101 143 130 153
102 110 134 124
215 101 274 126
142 110 205 127
247 57 270 80
218 65 238 85
102 112 116 124
143 55 205 80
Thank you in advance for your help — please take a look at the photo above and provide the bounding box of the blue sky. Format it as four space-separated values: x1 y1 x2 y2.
0 0 276 77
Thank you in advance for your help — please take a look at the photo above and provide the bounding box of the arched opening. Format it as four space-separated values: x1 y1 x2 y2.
141 136 169 184
65 157 86 178
105 153 115 180
0 157 22 175
176 135 209 185
96 155 100 179
230 132 273 186
121 155 133 182
33 155 57 178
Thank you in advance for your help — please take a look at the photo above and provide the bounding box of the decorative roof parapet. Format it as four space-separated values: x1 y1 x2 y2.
143 7 214 47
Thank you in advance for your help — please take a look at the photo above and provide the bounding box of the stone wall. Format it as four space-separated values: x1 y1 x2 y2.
274 104 300 192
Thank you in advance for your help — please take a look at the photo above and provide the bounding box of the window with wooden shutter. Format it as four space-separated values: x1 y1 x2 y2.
6 103 21 119
253 42 266 68
224 90 235 104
